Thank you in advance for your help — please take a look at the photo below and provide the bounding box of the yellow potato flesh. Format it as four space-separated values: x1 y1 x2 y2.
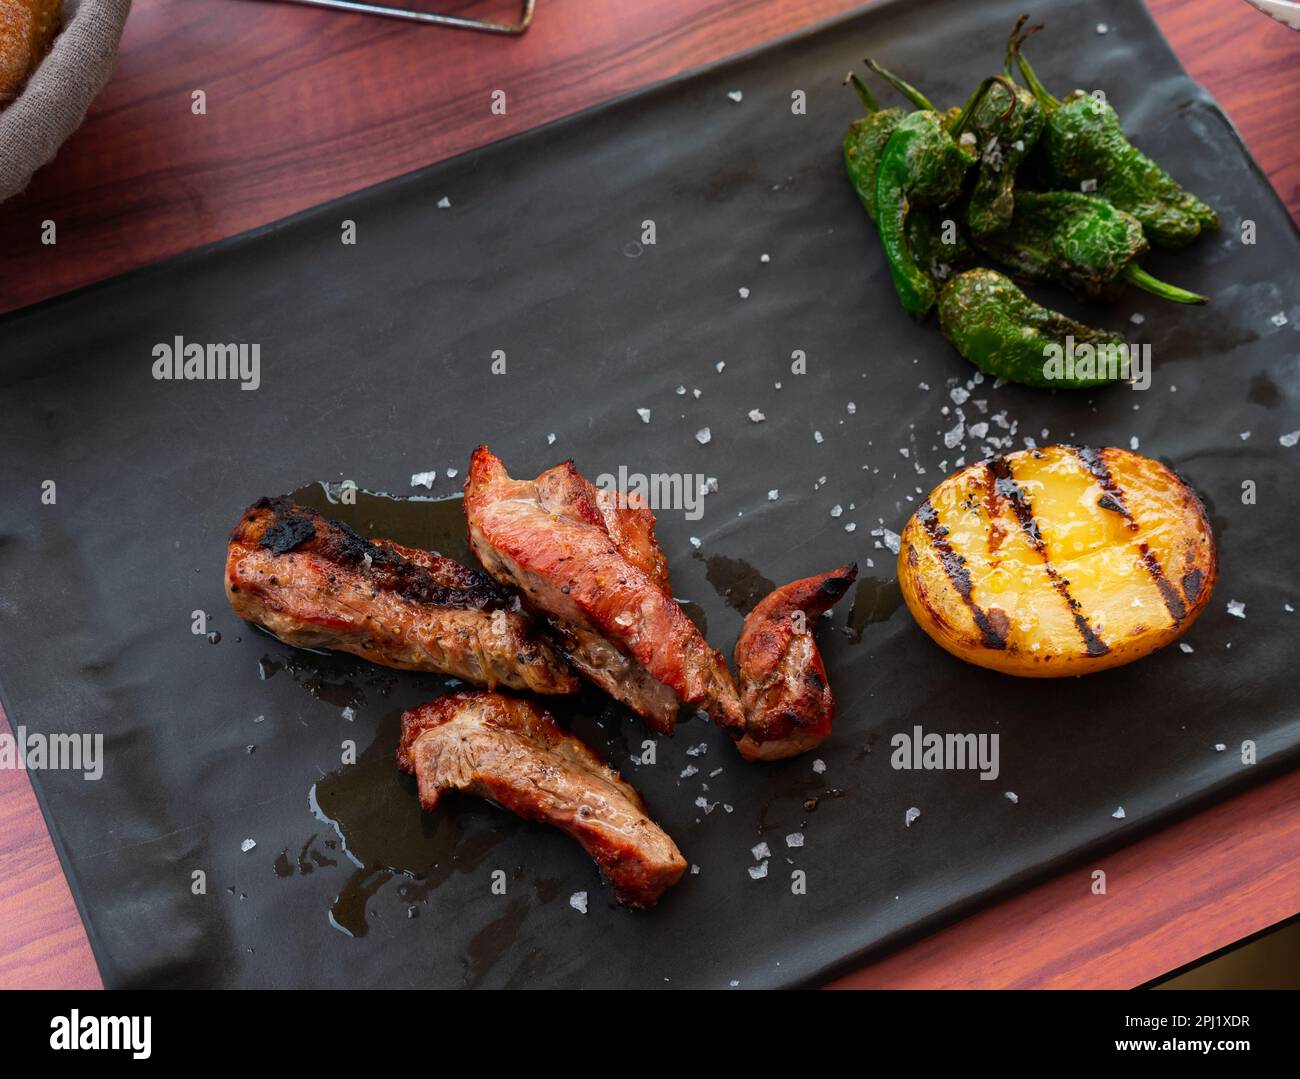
898 445 1216 676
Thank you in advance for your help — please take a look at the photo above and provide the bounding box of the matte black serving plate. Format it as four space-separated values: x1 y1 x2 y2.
2 0 1297 988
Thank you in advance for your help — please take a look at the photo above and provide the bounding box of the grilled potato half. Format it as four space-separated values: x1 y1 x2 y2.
898 445 1216 676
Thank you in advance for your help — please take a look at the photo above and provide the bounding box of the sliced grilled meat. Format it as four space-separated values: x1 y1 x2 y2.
226 497 578 695
464 446 744 737
398 691 687 907
734 565 858 760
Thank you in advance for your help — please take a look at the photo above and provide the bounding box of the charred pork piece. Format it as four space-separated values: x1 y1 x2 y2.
463 446 744 737
398 691 687 907
733 565 858 761
226 497 578 695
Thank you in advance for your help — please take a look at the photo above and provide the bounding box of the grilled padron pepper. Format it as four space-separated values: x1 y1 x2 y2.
964 19 1045 237
866 65 1015 318
1015 40 1218 248
867 41 1042 239
938 268 1128 389
843 73 973 280
976 191 1207 304
842 73 903 222
875 109 975 318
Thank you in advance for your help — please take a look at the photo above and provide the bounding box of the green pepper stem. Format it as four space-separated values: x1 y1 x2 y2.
844 72 881 114
950 75 1017 138
1123 263 1208 305
1003 15 1030 77
1013 29 1059 112
865 59 936 112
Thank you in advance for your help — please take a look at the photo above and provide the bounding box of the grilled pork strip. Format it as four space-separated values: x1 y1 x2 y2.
398 691 687 907
733 565 858 760
463 447 745 736
226 497 578 695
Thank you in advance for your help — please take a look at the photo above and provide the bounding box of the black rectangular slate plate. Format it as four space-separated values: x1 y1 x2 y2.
2 0 1298 989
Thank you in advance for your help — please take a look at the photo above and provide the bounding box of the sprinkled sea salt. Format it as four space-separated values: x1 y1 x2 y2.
785 833 804 848
904 807 920 828
1179 642 1194 653
1096 22 1109 34
1004 792 1018 804
695 427 712 445
1270 311 1288 327
1226 599 1246 619
830 504 843 518
1112 807 1126 820
410 471 437 489
341 705 356 722
1215 743 1226 752
547 433 556 445
446 468 458 479
738 287 750 300
689 537 701 549
748 861 769 880
1280 431 1300 448
570 891 588 914
727 90 743 103
636 407 651 424
767 489 779 501
752 842 771 861
748 409 766 423
436 196 451 209
241 838 257 853
812 758 826 775
760 253 770 263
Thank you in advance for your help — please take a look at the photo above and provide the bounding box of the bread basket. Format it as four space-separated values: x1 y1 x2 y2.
0 0 131 203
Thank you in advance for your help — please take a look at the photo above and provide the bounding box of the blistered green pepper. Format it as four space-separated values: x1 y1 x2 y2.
964 20 1045 237
843 73 973 281
842 73 904 222
938 268 1128 388
867 64 1012 318
976 191 1207 304
1015 39 1218 248
875 109 975 318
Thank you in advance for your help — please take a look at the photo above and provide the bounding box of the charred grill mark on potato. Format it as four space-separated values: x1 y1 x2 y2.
989 456 1110 657
1073 447 1187 624
918 499 1008 649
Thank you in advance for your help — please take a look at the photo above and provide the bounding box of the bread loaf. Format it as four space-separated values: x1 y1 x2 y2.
0 0 63 107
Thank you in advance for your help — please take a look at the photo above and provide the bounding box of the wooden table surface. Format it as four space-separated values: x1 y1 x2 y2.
2 0 1298 989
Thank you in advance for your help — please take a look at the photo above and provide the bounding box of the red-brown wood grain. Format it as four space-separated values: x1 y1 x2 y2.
1 0 1298 989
